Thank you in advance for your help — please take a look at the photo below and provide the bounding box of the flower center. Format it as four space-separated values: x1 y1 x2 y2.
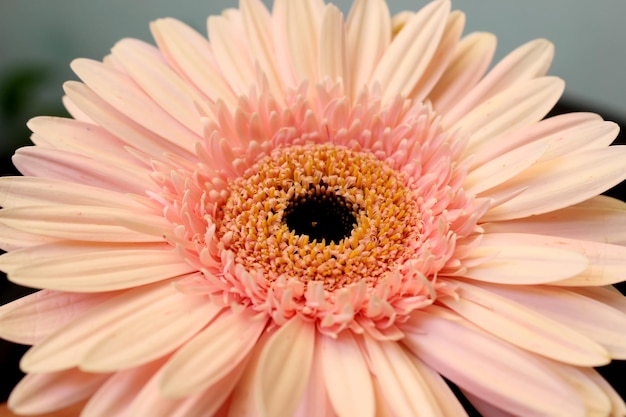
283 185 357 244
217 143 424 291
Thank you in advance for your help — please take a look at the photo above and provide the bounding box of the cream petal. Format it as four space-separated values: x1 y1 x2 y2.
8 368 109 415
483 195 626 245
0 223 56 251
475 233 626 287
12 146 153 195
401 310 585 417
346 0 391 98
240 0 283 100
81 359 165 417
444 38 554 125
370 0 450 102
150 18 238 109
319 5 348 89
406 355 469 417
292 335 334 417
428 32 496 114
583 368 626 417
283 0 324 85
71 58 200 153
81 287 222 371
19 282 179 372
28 116 142 166
574 286 626 315
363 335 444 417
409 10 465 103
63 81 195 161
268 0 296 87
255 316 315 417
468 112 613 170
0 290 114 345
477 283 626 359
0 205 168 243
207 15 256 96
455 77 564 157
483 146 626 221
442 279 609 366
461 237 588 284
464 140 548 195
111 39 211 132
0 176 148 210
160 308 267 397
3 243 193 292
125 364 185 417
461 390 517 417
320 331 375 417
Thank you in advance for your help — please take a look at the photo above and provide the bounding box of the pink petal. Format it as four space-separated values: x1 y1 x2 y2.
461 390 517 417
478 283 626 360
160 307 267 397
444 38 554 125
483 146 626 221
428 32 496 114
2 242 193 292
0 205 168 243
320 331 375 417
0 223 56 252
370 0 450 102
363 335 444 417
8 368 109 415
255 316 316 417
345 0 391 97
0 290 114 345
150 18 238 108
12 146 153 194
401 310 585 417
442 279 609 366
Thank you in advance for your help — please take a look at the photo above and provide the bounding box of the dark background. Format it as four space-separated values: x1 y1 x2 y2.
0 97 625 415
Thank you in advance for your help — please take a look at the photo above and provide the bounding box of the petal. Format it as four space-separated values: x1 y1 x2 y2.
345 0 391 97
483 148 626 221
111 39 210 133
81 286 222 371
320 331 375 417
442 279 609 366
0 205 168 243
160 307 267 397
455 76 564 157
428 32 497 114
19 282 179 372
150 18 238 108
0 176 148 210
71 58 200 152
8 369 109 415
28 116 142 166
319 5 348 88
81 359 165 417
207 14 256 96
0 223 56 252
461 390 517 417
2 243 193 292
583 368 626 417
370 0 450 102
283 0 324 85
483 195 626 244
255 316 315 417
461 236 588 284
409 10 465 103
478 283 626 359
476 233 626 287
444 38 554 125
402 310 585 417
363 335 444 417
292 335 334 417
0 290 114 345
12 146 153 195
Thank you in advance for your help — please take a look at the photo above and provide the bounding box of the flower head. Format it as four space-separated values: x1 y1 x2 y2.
2 0 626 416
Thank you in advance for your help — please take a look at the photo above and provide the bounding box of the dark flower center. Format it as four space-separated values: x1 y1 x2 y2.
284 186 357 244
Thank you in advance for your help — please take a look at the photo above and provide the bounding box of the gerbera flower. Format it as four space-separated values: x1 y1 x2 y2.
1 0 626 415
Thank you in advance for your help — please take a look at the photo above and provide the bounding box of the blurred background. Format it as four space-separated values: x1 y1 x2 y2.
0 0 625 414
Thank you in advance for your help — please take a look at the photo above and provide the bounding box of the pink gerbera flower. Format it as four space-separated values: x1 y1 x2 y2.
2 0 626 415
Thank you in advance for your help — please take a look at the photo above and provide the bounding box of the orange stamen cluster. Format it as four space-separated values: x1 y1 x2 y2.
217 144 423 291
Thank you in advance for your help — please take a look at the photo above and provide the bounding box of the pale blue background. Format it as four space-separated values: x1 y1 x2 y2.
0 1 624 152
